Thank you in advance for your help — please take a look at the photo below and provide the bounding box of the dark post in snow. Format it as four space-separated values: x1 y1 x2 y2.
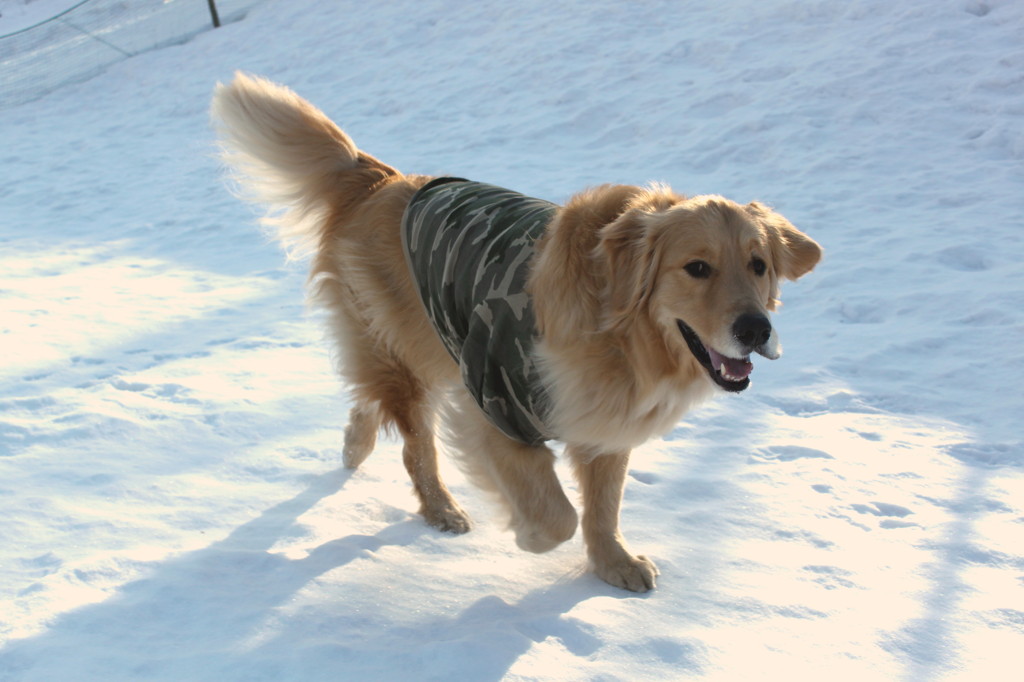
208 0 221 28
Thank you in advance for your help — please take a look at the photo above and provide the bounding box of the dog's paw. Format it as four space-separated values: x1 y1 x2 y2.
509 493 577 552
342 443 371 469
514 519 576 554
342 406 379 469
423 503 473 535
342 428 375 470
512 499 578 553
593 553 659 593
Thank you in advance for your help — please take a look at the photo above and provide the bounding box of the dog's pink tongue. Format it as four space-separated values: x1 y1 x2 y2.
708 348 753 380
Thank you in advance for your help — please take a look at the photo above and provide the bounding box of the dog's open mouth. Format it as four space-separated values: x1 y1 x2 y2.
676 320 752 392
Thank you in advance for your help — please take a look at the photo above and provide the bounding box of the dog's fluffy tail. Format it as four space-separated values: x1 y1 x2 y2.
211 72 397 258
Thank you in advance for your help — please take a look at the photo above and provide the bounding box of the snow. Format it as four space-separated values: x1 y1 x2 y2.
1 0 1022 679
0 0 82 35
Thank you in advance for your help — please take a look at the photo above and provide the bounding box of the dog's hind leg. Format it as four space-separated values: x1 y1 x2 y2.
366 366 470 534
392 397 472 534
342 402 381 469
341 337 470 533
568 446 658 592
445 392 577 553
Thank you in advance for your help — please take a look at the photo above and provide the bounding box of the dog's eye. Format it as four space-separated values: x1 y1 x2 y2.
751 257 767 277
684 261 711 279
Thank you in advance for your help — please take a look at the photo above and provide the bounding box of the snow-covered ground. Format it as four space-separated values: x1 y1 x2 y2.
0 0 81 34
1 0 1022 679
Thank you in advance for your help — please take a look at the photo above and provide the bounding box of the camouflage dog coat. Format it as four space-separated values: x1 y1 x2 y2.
401 177 556 446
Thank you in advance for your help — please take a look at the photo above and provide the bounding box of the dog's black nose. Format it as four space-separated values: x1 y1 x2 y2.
733 313 772 349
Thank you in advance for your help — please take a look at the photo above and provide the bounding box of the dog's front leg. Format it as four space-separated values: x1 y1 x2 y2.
569 447 658 592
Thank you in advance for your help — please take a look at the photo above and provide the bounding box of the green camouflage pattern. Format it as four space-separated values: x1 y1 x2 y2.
401 178 556 446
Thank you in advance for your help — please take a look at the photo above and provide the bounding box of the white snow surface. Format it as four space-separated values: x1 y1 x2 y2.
1 0 1023 679
0 0 82 34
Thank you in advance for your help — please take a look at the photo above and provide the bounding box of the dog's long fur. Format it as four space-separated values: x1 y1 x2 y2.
212 73 821 591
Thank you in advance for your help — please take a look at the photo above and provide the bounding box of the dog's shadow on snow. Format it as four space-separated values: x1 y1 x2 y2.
2 464 683 681
0 466 430 678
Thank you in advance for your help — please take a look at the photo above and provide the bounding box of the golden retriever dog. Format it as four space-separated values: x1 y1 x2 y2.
211 73 821 592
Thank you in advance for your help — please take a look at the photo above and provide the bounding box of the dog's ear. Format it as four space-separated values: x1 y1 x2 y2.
747 202 821 281
599 209 659 331
746 202 821 308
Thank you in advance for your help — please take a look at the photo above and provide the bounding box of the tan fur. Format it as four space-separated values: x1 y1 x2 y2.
212 73 822 592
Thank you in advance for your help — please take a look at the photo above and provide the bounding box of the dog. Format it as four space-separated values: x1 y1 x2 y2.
211 73 821 592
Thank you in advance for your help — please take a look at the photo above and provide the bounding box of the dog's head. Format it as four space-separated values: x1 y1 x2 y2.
600 191 821 392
